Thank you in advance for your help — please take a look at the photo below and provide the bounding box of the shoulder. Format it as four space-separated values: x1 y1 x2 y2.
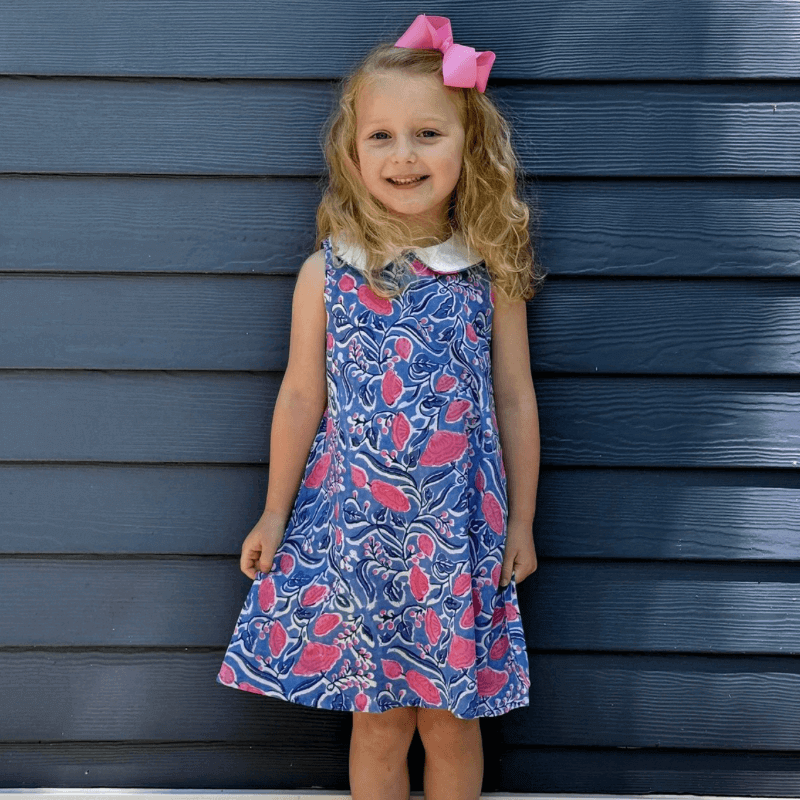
289 249 327 320
300 247 326 275
294 248 326 288
491 283 527 316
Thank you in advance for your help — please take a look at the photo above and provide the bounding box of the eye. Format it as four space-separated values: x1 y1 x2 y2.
367 130 440 141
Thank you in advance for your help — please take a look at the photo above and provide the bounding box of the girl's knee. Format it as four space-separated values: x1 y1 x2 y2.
351 706 417 758
415 708 481 756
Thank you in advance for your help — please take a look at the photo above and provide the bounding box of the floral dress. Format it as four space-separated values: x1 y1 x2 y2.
217 234 530 719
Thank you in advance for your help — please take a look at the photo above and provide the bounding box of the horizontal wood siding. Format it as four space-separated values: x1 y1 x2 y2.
2 746 800 794
0 0 798 78
1 0 798 794
3 277 800 373
2 374 799 465
0 650 797 748
2 559 800 650
3 466 799 557
3 179 800 277
1 81 799 175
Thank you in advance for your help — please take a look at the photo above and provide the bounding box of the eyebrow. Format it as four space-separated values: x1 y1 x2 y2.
360 116 450 126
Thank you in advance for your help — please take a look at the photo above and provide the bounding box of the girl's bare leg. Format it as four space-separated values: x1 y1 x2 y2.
416 708 483 800
350 706 417 800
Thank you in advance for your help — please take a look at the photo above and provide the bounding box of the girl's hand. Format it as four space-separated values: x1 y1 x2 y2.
500 519 538 587
239 510 289 580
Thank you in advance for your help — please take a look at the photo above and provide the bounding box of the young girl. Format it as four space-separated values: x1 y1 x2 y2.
218 14 543 800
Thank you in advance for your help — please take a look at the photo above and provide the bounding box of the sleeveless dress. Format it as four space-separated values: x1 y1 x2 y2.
217 234 530 719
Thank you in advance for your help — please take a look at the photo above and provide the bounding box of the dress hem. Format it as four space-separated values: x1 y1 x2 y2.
216 673 529 720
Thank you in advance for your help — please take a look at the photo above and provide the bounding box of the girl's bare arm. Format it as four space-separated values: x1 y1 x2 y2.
491 292 540 586
240 249 328 578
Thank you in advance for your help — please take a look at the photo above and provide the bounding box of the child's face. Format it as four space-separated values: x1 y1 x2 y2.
354 70 466 241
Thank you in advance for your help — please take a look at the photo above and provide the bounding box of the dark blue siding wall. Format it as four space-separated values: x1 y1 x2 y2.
2 1 800 793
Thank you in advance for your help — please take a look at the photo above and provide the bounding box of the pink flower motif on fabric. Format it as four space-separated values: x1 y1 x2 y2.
435 374 457 392
445 399 471 422
453 573 472 596
239 682 266 694
305 452 331 488
417 533 434 557
382 659 404 679
351 464 368 488
477 667 508 697
313 613 342 636
425 607 442 644
447 634 476 669
300 584 328 607
410 564 429 601
491 564 501 589
411 259 435 277
218 663 235 685
269 620 287 656
482 491 504 534
392 411 411 449
406 669 441 703
489 636 510 660
358 284 393 315
371 479 411 512
395 337 412 359
419 430 468 466
382 369 403 405
292 642 342 675
280 554 295 575
258 577 276 612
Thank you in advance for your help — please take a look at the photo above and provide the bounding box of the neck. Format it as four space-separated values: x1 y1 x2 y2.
411 234 449 248
403 220 453 249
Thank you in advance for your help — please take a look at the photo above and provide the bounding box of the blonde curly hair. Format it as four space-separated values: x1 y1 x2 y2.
315 41 545 302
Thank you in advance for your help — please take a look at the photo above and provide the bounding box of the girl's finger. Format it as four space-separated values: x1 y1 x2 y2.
241 546 261 578
499 555 516 587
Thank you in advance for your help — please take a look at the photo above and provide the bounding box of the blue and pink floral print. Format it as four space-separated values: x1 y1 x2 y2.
217 237 530 719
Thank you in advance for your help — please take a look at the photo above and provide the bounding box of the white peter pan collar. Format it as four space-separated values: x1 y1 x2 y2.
332 230 484 275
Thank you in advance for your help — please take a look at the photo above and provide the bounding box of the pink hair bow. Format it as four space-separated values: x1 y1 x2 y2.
394 14 496 93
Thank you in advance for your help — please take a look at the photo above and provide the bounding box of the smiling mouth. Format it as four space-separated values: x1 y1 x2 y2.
387 175 429 186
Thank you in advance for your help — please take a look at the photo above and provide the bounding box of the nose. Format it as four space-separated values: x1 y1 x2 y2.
391 135 417 162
